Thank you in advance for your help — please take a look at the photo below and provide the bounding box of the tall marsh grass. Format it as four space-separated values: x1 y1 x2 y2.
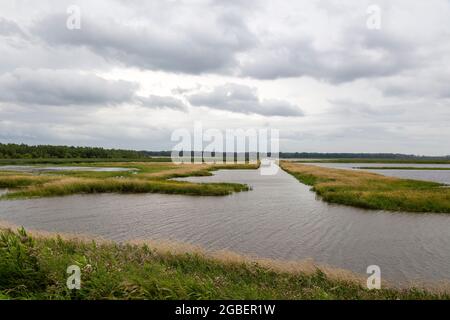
0 162 254 199
3 178 249 199
1 228 447 300
280 161 450 213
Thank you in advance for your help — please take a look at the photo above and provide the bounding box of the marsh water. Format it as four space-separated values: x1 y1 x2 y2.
1 166 450 286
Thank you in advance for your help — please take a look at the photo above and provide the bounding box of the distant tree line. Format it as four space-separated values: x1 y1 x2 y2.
1 143 448 160
151 151 450 160
278 152 450 160
0 143 148 159
141 150 172 157
280 152 450 160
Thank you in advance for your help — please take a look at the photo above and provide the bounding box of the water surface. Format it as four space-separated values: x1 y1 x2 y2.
1 167 450 286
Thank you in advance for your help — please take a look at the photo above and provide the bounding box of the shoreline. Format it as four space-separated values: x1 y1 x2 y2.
2 225 449 299
280 161 450 213
0 162 258 200
1 220 450 293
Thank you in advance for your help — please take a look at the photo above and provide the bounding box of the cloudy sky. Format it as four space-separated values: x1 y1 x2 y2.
0 0 449 155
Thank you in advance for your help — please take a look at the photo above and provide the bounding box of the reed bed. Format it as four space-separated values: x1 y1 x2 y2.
280 161 450 213
1 227 446 300
0 162 255 199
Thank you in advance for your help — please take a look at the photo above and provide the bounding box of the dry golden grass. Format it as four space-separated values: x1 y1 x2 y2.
0 222 394 289
4 222 450 295
280 161 450 213
0 162 256 199
0 216 364 286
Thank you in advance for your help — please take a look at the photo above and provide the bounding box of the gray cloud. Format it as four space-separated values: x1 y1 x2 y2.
0 68 137 106
238 0 449 83
0 0 449 154
4 1 445 86
0 17 27 38
241 28 415 83
328 98 407 117
378 71 450 99
136 95 187 111
32 10 413 83
187 83 304 117
0 68 188 111
33 10 255 74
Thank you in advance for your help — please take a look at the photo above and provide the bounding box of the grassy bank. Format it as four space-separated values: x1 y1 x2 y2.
0 158 171 165
293 159 450 164
356 167 450 170
0 228 446 300
280 161 450 213
0 162 258 199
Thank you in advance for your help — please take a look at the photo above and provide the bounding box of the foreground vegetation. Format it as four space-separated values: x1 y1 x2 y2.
0 162 258 199
280 161 450 213
0 228 446 300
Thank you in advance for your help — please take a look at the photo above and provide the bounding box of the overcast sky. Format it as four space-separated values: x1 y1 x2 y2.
0 0 449 155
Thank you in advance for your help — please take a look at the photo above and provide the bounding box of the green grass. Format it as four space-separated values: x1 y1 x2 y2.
3 180 249 199
0 228 446 300
0 174 56 189
294 159 450 164
0 162 257 199
0 158 171 165
280 161 450 213
356 167 450 170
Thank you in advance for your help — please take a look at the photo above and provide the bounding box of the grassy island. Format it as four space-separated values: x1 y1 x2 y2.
280 161 450 213
0 162 257 200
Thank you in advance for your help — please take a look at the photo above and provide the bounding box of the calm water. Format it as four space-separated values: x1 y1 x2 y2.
302 163 450 184
1 166 450 285
0 165 135 173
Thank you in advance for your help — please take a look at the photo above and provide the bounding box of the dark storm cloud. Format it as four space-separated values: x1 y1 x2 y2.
32 11 413 83
0 69 137 106
3 1 437 85
0 68 188 110
32 10 255 74
241 28 415 83
187 83 304 117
